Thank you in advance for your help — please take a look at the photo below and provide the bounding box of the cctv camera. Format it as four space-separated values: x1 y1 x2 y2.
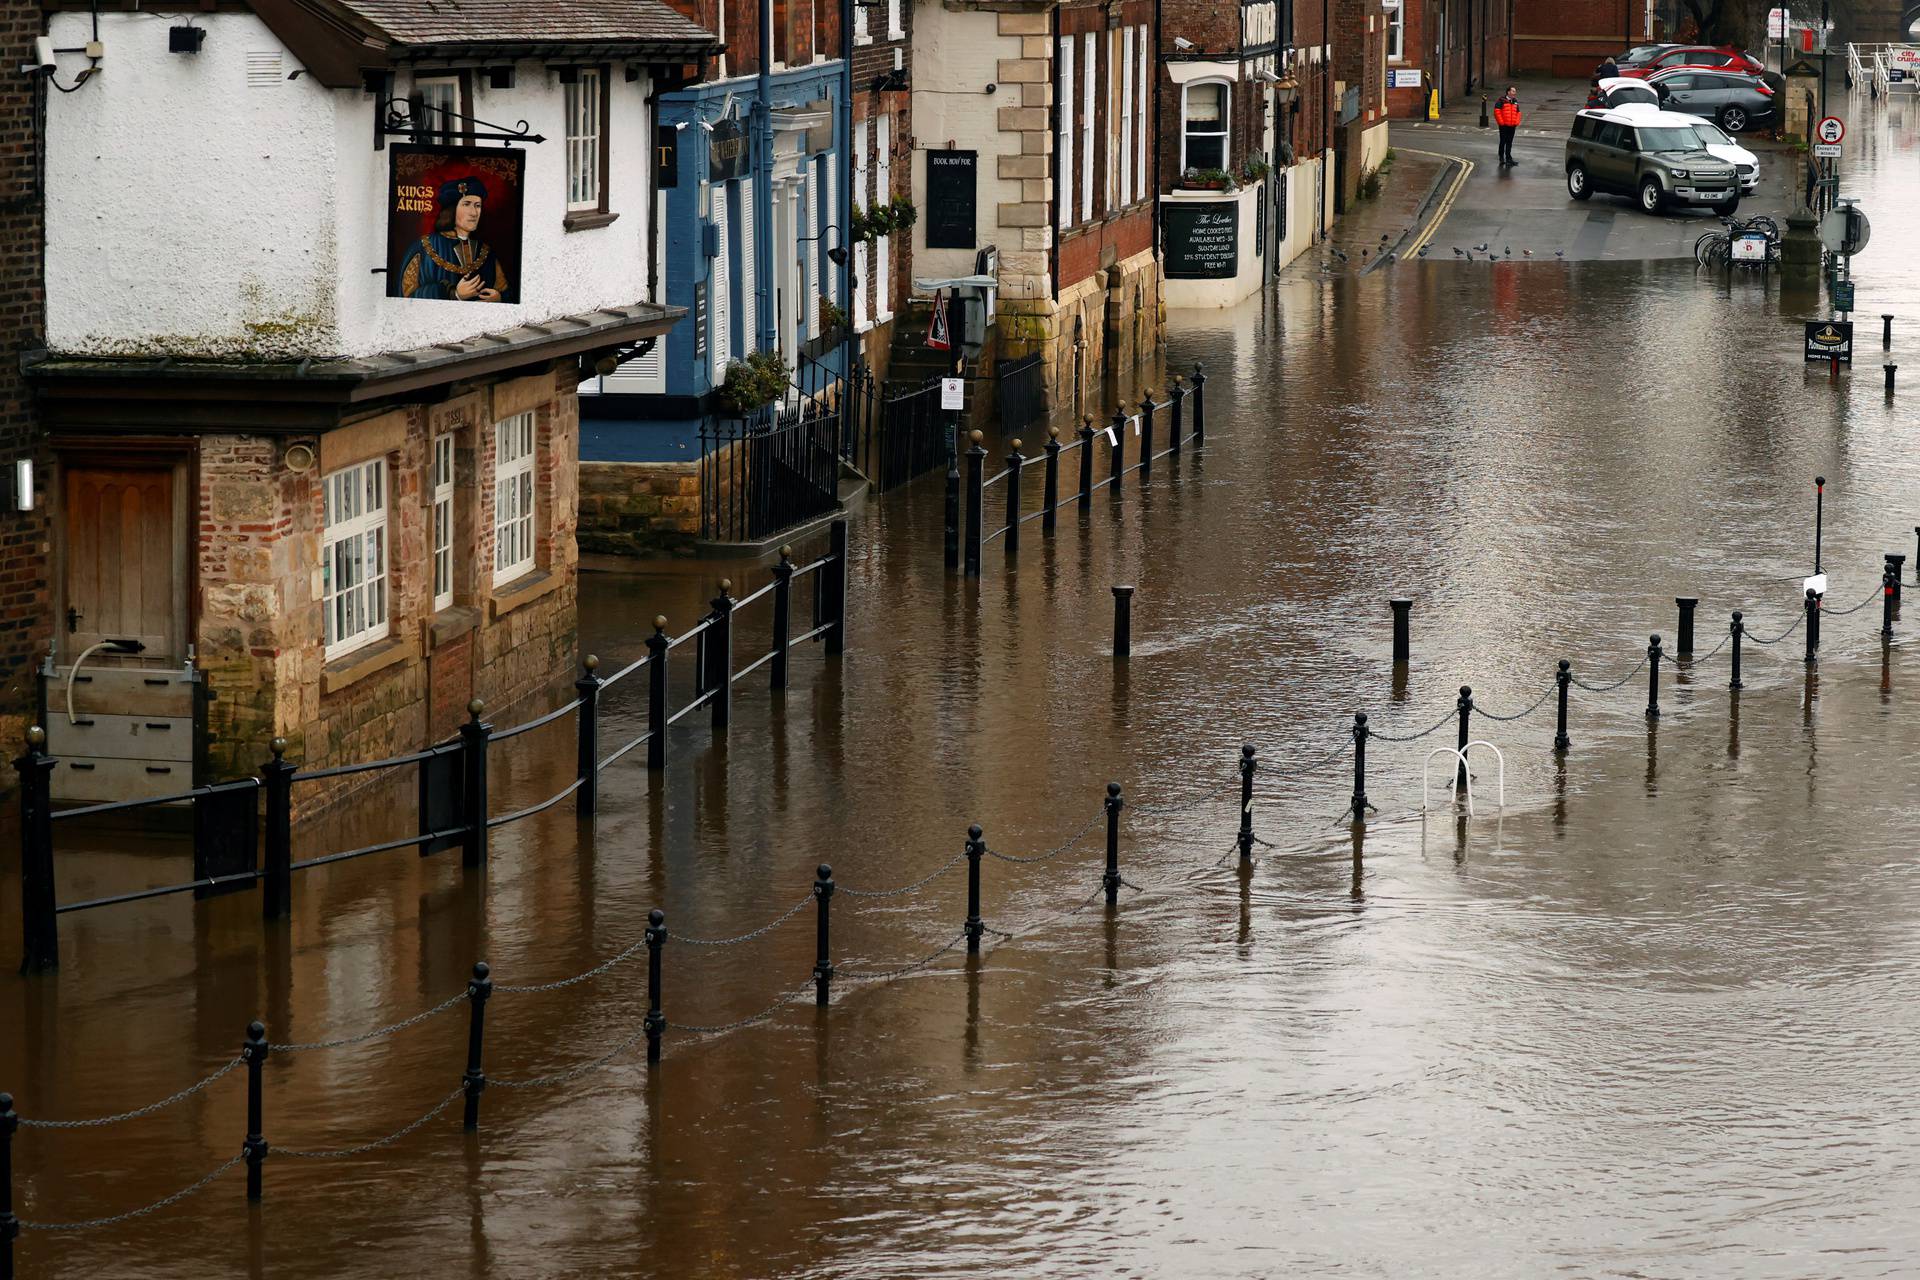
1173 36 1195 51
32 36 56 72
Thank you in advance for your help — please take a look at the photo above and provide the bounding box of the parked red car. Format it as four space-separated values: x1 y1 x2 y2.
1620 45 1765 78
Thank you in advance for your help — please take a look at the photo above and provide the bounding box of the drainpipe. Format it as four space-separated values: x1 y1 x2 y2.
757 0 776 354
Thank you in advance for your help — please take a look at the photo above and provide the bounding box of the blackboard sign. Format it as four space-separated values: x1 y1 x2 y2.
925 150 977 249
1804 319 1852 363
1163 202 1239 279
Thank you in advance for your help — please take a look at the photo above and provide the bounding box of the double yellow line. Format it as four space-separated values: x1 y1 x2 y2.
1399 148 1473 260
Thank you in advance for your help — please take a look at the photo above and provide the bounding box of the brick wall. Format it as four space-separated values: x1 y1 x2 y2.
0 6 50 759
578 459 704 555
1515 0 1623 77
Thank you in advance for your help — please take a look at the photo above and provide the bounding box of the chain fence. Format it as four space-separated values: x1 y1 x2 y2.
273 990 468 1053
16 1057 242 1130
19 1153 245 1232
276 1089 466 1159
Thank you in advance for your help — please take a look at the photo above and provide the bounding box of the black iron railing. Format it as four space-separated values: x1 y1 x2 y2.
698 402 844 544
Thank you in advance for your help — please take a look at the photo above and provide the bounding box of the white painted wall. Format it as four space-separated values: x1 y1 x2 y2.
45 12 652 361
909 4 1018 285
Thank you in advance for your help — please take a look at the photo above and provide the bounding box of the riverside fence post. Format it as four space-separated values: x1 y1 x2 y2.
1042 428 1061 534
1004 440 1024 557
1454 687 1473 789
1077 417 1095 511
1730 612 1745 689
1238 744 1257 862
944 443 961 572
462 961 490 1130
1887 554 1906 607
646 616 669 771
243 1021 268 1202
1166 385 1183 455
826 520 850 657
964 825 985 954
813 864 834 1005
1885 312 1895 348
1646 635 1663 718
1191 363 1207 445
575 656 602 817
1884 565 1898 638
2 1091 17 1280
1814 475 1826 574
16 727 55 973
1554 661 1572 753
1390 598 1412 664
1350 714 1371 821
1103 783 1124 907
1169 377 1185 454
1889 364 1900 396
262 738 294 921
1111 585 1134 658
707 581 734 730
1804 589 1820 664
964 430 985 577
1676 598 1697 659
1139 395 1155 483
644 910 666 1065
771 549 794 691
460 701 490 870
1109 408 1126 496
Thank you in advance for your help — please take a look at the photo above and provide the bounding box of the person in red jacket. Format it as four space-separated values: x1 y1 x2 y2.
1494 87 1522 167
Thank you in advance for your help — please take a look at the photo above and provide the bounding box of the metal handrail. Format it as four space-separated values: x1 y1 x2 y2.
52 777 258 823
489 697 582 742
292 747 440 785
57 868 265 914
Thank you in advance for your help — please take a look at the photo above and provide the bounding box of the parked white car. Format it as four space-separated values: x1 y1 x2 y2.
1610 103 1759 193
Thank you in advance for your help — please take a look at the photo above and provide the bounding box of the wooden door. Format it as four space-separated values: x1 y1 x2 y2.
63 465 184 660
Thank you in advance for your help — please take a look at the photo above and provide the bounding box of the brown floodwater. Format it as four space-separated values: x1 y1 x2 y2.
6 98 1920 1279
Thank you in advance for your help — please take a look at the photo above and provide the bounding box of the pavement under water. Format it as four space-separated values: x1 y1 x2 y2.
5 89 1920 1280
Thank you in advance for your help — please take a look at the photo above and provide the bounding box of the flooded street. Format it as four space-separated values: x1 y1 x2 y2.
9 94 1920 1279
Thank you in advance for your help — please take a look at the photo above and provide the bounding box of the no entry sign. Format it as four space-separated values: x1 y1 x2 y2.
1815 116 1845 145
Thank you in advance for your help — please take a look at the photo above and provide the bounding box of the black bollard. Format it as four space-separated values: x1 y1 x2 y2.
262 738 294 921
1103 783 1124 907
1112 585 1134 658
15 727 55 973
461 962 490 1131
1139 395 1155 483
1166 385 1183 455
964 429 986 576
1804 589 1819 664
576 656 601 817
1479 94 1490 127
1004 439 1024 557
1077 417 1095 511
1730 612 1745 690
646 616 669 771
243 1021 268 1202
1646 635 1663 718
1042 428 1061 534
1814 475 1826 575
944 441 961 571
812 864 835 1006
1888 554 1907 606
460 700 491 870
1554 660 1571 753
1885 313 1895 349
1884 566 1897 638
1191 362 1207 445
771 548 794 690
1888 364 1899 395
964 825 985 953
1675 598 1698 659
644 909 666 1064
707 581 734 729
1237 744 1257 861
825 519 849 657
1454 686 1473 789
1170 377 1185 451
1389 598 1412 664
1349 714 1372 821
1108 408 1127 496
2 1091 17 1280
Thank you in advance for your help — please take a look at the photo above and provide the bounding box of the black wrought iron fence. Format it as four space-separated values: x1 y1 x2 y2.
698 404 844 544
995 352 1045 436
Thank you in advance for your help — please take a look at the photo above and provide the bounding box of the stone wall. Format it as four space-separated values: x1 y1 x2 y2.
578 460 703 556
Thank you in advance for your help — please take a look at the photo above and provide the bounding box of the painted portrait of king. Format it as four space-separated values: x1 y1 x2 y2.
397 175 513 302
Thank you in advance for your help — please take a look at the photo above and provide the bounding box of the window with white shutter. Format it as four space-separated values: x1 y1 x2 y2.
321 460 389 661
739 178 758 353
1081 32 1095 222
804 166 820 335
565 68 605 211
1120 28 1133 207
875 115 892 322
1137 27 1149 201
1056 38 1074 231
431 434 455 613
709 186 731 382
853 119 870 331
492 412 536 586
822 153 838 305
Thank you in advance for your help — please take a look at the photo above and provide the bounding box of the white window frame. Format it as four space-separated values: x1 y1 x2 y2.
493 412 537 586
1080 32 1095 222
854 0 870 43
1056 36 1074 231
431 434 455 613
1120 27 1134 207
886 0 903 40
565 68 603 211
875 114 893 322
739 176 758 353
1385 0 1404 61
1181 80 1231 175
414 74 461 143
321 459 389 662
1136 26 1148 202
853 119 870 332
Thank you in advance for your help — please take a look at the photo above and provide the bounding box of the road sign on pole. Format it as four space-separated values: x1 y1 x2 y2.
1815 116 1845 145
1819 206 1870 256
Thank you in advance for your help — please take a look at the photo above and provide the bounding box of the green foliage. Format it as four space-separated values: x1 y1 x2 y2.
716 350 793 416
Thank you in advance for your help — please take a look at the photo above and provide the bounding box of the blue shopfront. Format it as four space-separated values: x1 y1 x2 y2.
580 65 846 464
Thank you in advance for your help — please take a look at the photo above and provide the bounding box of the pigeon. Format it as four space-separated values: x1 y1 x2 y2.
1522 248 1533 258
1417 246 1429 258
1473 242 1491 253
1332 248 1349 262
1452 246 1463 257
1380 233 1390 243
1360 248 1371 260
1554 249 1565 259
1503 246 1512 257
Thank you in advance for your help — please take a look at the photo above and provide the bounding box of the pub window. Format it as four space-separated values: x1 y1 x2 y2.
431 434 455 612
414 74 463 143
1055 37 1074 230
565 68 605 211
493 413 537 585
1182 81 1229 174
321 459 389 662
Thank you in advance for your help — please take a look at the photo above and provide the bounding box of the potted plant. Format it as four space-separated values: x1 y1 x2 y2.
715 349 793 417
887 194 918 230
1240 156 1271 183
1180 167 1237 191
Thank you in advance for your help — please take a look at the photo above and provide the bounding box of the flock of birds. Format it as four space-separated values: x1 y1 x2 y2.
1324 234 1567 270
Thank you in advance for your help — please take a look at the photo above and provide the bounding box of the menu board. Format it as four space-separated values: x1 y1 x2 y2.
1163 202 1239 279
925 150 977 249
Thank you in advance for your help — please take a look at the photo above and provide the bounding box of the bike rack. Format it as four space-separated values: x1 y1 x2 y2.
1421 741 1506 817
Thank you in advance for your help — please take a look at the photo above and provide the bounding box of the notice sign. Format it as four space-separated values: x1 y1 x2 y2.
387 146 525 304
925 150 978 249
1162 201 1239 280
1390 69 1424 89
1804 319 1853 363
940 377 965 411
1814 143 1842 158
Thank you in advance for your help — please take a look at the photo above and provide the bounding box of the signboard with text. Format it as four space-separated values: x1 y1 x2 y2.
386 146 525 304
1805 320 1853 363
1390 69 1424 89
1162 201 1239 279
924 150 978 249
